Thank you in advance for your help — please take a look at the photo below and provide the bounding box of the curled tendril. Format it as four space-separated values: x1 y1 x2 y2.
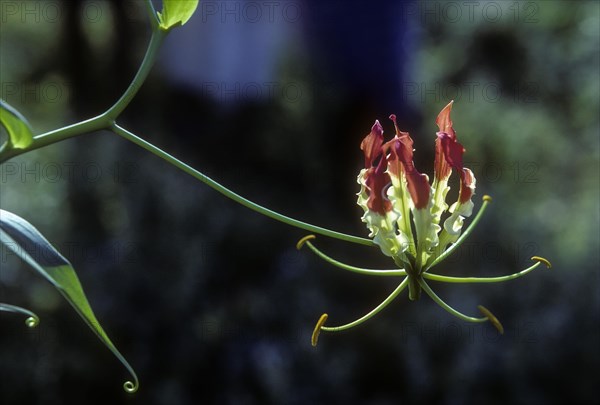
113 353 139 393
25 316 39 328
0 303 40 328
123 380 139 394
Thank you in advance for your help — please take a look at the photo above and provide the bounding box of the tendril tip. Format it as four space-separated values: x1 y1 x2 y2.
123 380 139 394
25 316 39 328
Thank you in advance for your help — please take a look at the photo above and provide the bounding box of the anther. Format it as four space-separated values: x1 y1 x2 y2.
311 313 328 347
482 195 492 203
478 305 504 334
296 235 316 250
531 256 551 268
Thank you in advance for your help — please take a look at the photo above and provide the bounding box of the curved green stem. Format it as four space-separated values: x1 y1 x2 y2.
111 124 374 245
104 30 165 120
301 239 405 276
321 278 409 332
425 197 491 271
144 0 160 30
423 260 542 283
0 29 166 164
418 278 487 323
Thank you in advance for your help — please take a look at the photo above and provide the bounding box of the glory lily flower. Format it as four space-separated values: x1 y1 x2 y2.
297 101 551 346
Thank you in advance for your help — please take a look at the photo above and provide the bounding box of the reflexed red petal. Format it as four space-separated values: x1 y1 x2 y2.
360 120 384 168
434 135 452 180
439 132 465 171
364 155 392 214
386 133 430 210
434 102 467 184
459 168 475 203
405 169 430 209
435 100 456 140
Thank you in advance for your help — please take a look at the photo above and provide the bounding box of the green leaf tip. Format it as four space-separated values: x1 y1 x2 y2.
157 0 199 30
0 209 138 392
0 99 34 149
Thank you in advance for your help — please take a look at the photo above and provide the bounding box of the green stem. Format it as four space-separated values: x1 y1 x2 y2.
418 278 486 323
425 197 491 271
302 240 405 276
0 115 107 163
144 0 159 30
104 30 165 120
423 260 542 283
111 124 374 246
0 30 166 164
321 278 409 332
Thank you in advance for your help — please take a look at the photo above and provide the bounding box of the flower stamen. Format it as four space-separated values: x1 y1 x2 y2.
296 234 317 250
422 258 546 284
531 256 552 268
418 278 488 324
297 235 406 276
311 314 328 347
316 278 409 338
477 305 504 334
425 195 493 271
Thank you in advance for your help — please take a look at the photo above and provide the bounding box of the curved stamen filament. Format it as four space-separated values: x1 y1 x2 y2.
417 278 487 324
297 235 406 277
426 195 492 271
423 256 549 284
318 278 409 335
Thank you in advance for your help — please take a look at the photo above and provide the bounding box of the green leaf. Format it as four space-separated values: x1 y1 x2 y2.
0 209 139 393
0 100 34 149
157 0 199 30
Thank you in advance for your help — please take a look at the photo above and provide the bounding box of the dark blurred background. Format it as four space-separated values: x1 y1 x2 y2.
1 1 598 404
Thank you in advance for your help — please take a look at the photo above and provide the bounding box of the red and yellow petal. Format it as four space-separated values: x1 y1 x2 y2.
360 120 384 168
